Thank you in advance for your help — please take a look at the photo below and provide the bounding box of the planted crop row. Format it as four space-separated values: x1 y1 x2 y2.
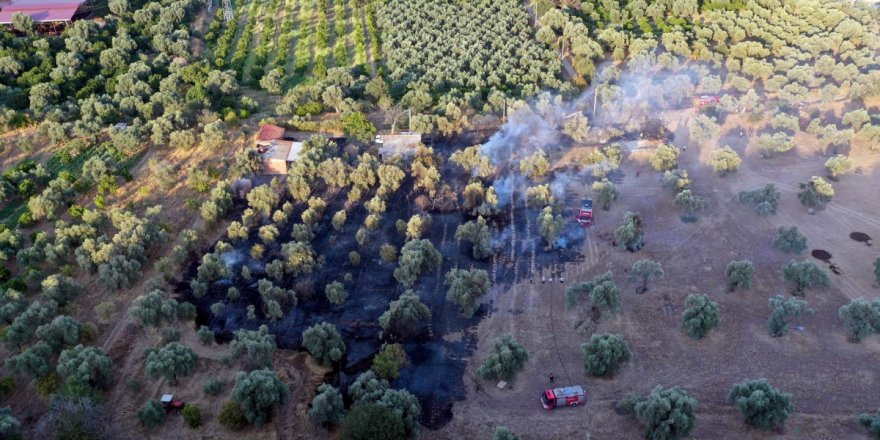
273 0 298 69
250 0 282 82
351 0 366 65
212 5 241 67
333 1 347 66
314 0 330 78
364 0 380 63
230 7 259 80
293 0 314 74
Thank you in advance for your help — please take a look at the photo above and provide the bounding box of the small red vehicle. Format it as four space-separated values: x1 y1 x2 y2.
692 95 721 110
541 385 586 409
161 394 185 412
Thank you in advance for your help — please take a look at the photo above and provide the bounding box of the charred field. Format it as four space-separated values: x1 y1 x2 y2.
174 130 591 429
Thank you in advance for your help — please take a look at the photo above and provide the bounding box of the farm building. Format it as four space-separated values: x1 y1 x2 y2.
0 0 90 26
260 140 304 175
256 124 287 146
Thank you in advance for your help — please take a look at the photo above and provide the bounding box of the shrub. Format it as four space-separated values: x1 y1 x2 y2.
137 399 165 429
218 401 247 431
772 226 806 254
309 383 345 425
620 386 697 440
727 379 793 430
379 290 431 338
710 146 741 175
198 325 214 345
445 268 491 318
650 144 681 171
477 335 529 381
34 373 62 396
681 294 720 339
325 281 348 305
492 427 520 440
341 402 405 440
302 322 346 366
372 343 409 380
615 211 645 251
203 378 224 396
232 369 290 427
0 406 21 439
182 404 202 428
739 184 779 216
582 333 630 377
859 409 880 439
0 377 14 396
725 260 754 291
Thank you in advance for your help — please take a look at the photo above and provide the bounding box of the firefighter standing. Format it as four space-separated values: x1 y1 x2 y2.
549 373 555 383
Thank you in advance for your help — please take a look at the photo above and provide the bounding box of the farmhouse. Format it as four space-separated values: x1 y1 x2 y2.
259 140 304 175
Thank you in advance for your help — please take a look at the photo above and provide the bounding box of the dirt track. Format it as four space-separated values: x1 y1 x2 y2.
432 115 880 439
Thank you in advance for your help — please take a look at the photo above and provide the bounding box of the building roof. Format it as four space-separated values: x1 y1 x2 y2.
0 0 87 23
257 124 286 142
287 141 303 162
261 140 293 161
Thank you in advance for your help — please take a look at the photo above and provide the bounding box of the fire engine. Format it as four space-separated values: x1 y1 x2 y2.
541 385 586 409
576 199 593 227
692 95 721 110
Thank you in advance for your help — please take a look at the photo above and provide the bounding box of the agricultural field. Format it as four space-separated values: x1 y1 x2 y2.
1 0 880 439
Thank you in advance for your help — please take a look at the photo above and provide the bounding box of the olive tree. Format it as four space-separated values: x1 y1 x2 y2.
129 289 179 327
767 295 813 337
137 399 165 429
372 343 408 380
783 260 830 296
619 386 697 440
379 291 431 339
824 155 853 180
797 176 833 211
393 239 442 287
565 271 620 316
739 184 779 216
309 383 345 426
232 369 290 427
519 150 549 180
681 294 719 339
661 169 690 192
725 260 754 291
689 115 719 147
146 342 198 383
727 379 794 431
302 322 346 366
582 333 630 377
455 217 493 259
36 315 82 351
231 325 276 368
445 268 491 318
650 144 681 171
341 402 405 440
772 226 807 254
40 274 82 306
838 298 880 342
615 211 645 251
57 345 114 390
477 334 529 381
592 178 620 210
711 147 741 175
325 282 348 305
628 259 663 294
537 206 565 248
6 341 53 379
673 190 709 221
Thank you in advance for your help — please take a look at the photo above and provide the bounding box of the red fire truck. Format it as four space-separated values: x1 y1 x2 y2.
576 199 593 227
541 385 586 409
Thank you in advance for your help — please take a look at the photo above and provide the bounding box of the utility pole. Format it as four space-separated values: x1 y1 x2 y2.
408 108 412 132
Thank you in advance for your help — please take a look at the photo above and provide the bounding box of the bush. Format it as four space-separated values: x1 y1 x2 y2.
233 368 290 427
379 290 431 339
218 401 247 431
492 427 520 440
772 226 806 254
615 211 645 251
681 294 719 339
341 402 405 440
445 268 491 318
0 377 14 396
859 409 880 439
0 406 21 440
739 184 779 216
727 379 793 431
35 373 62 396
477 335 529 381
137 399 165 429
725 260 754 291
198 325 214 345
582 333 630 377
620 386 697 440
309 383 345 425
372 343 409 380
182 404 202 428
302 322 346 367
325 281 348 305
838 298 880 342
203 378 225 396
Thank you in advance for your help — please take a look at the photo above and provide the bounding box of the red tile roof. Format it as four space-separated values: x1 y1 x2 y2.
0 0 86 23
257 124 285 142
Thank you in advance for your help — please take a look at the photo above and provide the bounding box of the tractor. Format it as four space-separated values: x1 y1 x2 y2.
161 394 185 413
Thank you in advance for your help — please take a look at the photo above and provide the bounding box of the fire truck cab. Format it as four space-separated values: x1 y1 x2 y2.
541 385 586 409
